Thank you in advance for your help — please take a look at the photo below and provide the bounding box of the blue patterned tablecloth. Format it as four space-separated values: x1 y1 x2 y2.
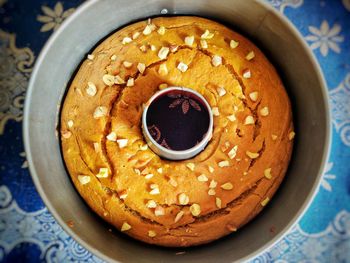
0 0 349 262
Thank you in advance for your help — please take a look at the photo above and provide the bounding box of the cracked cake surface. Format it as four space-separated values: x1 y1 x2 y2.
60 16 294 247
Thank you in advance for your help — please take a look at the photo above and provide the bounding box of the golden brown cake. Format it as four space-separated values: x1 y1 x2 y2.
60 16 294 247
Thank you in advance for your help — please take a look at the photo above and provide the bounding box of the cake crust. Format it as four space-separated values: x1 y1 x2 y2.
60 16 294 247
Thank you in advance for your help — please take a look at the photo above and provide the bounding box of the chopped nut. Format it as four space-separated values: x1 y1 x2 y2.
67 120 74 128
169 177 178 187
209 179 217 188
87 54 94 60
158 47 170 60
159 83 168 90
102 74 115 86
145 173 154 179
271 134 278 140
148 230 156 237
149 188 160 195
190 204 201 216
134 169 141 175
78 175 90 185
249 91 258 102
246 151 259 159
288 131 295 140
208 189 216 195
227 114 236 122
212 107 220 116
221 141 230 152
244 115 255 125
157 26 166 35
93 142 100 152
96 168 109 178
123 61 133 68
117 139 128 148
208 166 214 173
150 44 157 51
242 69 251 79
155 206 165 216
174 211 184 223
158 63 168 75
139 45 147 52
120 191 128 199
126 77 134 87
200 39 208 49
178 193 189 205
157 167 163 173
201 30 214 39
184 35 195 46
132 31 140 39
186 162 195 171
140 144 148 151
215 197 222 208
245 51 255 61
121 222 131 231
212 55 222 67
264 168 272 179
226 224 237 232
218 160 230 167
177 62 188 72
122 37 132 45
137 63 146 74
228 145 238 159
146 200 157 208
93 106 108 119
106 131 117 141
110 54 117 61
169 45 179 53
143 24 153 35
114 75 125 85
230 40 239 49
197 174 208 182
86 82 97 96
217 86 226 97
261 197 270 206
260 106 269 116
221 182 233 190
62 131 72 139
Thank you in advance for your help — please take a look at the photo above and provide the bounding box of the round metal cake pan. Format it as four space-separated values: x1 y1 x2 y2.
23 0 330 262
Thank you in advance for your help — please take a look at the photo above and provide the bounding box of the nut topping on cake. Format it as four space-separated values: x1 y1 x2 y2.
221 182 233 190
230 40 239 49
78 175 90 185
178 193 189 205
190 204 201 216
121 222 131 231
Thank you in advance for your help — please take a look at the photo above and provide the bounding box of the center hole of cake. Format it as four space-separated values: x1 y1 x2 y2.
146 90 210 151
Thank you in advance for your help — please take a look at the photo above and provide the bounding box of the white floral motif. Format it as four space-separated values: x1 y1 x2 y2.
37 2 75 32
321 162 336 192
266 0 303 13
329 73 350 146
0 30 34 135
305 21 344 57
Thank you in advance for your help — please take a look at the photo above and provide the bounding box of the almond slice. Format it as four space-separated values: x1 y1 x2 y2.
106 131 117 141
149 188 160 195
158 47 170 60
208 166 214 173
201 30 214 39
271 134 278 140
146 200 157 208
114 75 125 85
157 167 163 174
145 173 154 179
209 179 217 188
249 91 258 102
212 107 220 116
228 145 238 159
148 230 156 237
178 193 189 205
227 114 236 122
244 115 254 125
288 131 295 140
221 182 233 190
123 61 133 68
230 39 239 49
208 189 216 195
67 120 74 128
174 211 184 223
246 151 259 159
264 168 272 179
184 35 195 46
117 139 128 148
96 168 108 178
260 106 269 116
245 51 255 61
93 142 100 152
261 197 270 206
121 222 131 231
140 144 148 151
157 26 166 35
215 197 222 208
150 44 157 51
177 62 188 72
200 39 208 49
186 162 195 171
242 69 251 79
87 54 94 60
169 45 179 53
137 63 146 74
217 86 226 97
62 131 72 139
86 82 97 96
122 37 132 45
158 83 168 90
102 74 115 86
143 24 153 35
158 63 168 76
132 31 140 39
93 106 108 119
169 177 178 187
197 174 208 182
218 160 230 167
126 77 134 87
155 206 165 216
139 45 147 52
110 54 117 61
212 55 222 67
190 204 201 216
78 175 90 185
